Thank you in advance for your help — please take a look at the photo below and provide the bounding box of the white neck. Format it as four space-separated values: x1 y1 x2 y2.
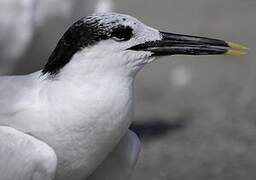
34 52 136 179
40 50 137 125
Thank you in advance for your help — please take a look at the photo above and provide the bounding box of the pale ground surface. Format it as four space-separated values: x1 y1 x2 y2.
1 0 256 179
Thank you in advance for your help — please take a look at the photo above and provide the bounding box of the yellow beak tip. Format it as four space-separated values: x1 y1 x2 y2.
225 42 247 56
227 42 248 50
225 49 246 56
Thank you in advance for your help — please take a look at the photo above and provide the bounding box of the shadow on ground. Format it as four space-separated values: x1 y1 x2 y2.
130 116 189 140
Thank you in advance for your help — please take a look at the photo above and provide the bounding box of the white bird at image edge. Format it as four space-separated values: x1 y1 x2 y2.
0 12 246 180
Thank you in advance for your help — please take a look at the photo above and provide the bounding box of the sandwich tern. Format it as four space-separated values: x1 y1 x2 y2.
0 12 246 180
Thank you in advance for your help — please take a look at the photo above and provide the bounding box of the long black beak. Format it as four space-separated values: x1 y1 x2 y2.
129 31 246 56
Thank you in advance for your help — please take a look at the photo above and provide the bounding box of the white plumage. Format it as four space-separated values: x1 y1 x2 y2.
0 12 243 180
0 13 159 180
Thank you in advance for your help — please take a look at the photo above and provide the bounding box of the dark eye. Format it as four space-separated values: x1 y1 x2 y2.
111 26 133 41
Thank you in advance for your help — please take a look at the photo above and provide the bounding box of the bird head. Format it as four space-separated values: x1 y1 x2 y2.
42 12 246 77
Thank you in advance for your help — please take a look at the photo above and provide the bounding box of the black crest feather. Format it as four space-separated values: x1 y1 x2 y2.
42 18 108 75
42 16 134 75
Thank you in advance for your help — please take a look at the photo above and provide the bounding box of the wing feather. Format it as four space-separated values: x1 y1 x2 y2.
0 126 57 180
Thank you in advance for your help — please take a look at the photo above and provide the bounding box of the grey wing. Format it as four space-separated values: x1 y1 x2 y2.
87 130 141 180
0 126 57 180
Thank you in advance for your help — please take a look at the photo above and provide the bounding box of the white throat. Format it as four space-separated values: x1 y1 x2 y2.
35 48 138 179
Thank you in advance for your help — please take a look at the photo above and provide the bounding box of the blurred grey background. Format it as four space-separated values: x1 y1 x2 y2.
0 0 255 180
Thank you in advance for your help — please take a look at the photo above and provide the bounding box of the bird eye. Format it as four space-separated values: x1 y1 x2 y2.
111 26 133 41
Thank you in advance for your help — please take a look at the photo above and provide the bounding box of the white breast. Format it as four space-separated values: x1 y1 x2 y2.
6 73 134 180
